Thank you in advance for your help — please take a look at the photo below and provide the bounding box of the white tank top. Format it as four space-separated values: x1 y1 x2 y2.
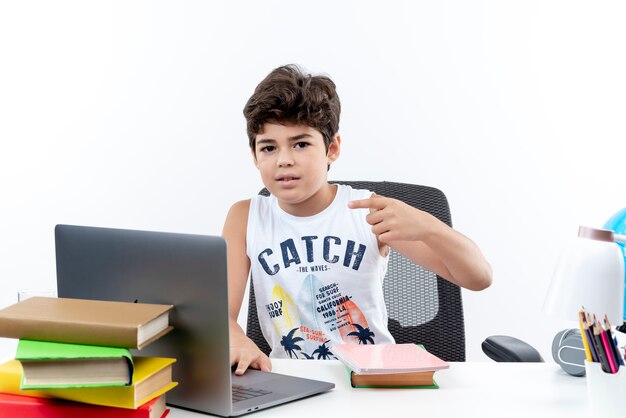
246 184 395 359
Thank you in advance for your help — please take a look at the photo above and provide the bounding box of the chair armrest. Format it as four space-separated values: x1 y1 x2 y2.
482 335 544 362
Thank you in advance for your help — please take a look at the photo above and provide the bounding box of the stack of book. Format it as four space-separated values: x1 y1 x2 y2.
331 343 449 388
0 297 177 418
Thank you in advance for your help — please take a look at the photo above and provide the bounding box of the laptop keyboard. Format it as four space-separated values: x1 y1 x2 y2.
232 384 272 403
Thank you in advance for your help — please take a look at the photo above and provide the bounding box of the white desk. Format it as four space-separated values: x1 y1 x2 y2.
0 339 588 418
168 359 589 418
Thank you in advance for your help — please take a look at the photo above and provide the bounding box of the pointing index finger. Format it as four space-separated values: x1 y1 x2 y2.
348 197 386 210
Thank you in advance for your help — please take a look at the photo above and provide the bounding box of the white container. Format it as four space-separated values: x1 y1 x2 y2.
585 360 626 418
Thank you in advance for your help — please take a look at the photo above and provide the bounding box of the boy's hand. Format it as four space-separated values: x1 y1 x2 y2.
349 196 493 291
230 332 272 376
348 196 436 244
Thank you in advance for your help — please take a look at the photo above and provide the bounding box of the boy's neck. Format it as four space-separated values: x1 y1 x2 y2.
277 183 338 217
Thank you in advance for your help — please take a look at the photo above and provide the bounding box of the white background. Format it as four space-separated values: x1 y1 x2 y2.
1 0 625 362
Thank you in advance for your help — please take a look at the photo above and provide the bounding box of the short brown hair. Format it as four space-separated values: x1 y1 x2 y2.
243 65 341 151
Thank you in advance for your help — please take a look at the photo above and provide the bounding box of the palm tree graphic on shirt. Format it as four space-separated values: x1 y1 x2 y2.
312 340 334 360
280 327 304 358
347 323 376 344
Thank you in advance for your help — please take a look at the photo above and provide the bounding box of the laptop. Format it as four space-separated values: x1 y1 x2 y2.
55 224 334 417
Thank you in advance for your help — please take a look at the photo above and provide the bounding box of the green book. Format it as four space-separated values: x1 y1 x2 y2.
16 339 134 389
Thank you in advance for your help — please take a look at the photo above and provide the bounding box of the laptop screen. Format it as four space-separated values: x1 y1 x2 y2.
55 224 233 416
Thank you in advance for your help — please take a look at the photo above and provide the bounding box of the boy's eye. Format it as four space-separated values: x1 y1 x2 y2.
260 145 275 153
294 142 309 149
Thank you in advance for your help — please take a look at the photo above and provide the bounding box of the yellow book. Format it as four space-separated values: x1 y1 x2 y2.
0 357 177 409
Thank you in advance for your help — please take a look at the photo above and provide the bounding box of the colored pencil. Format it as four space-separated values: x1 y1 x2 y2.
583 311 599 362
592 319 612 373
599 324 617 373
578 311 593 362
604 315 624 368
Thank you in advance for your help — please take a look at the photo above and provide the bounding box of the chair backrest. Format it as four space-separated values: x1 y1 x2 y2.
245 181 466 361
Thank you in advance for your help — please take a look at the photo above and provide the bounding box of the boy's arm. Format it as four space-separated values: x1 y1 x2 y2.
348 196 492 291
223 199 272 375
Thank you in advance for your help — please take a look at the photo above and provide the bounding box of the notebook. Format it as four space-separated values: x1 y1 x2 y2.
55 225 334 417
331 343 449 374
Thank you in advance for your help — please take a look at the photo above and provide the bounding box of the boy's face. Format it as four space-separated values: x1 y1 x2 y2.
252 122 340 211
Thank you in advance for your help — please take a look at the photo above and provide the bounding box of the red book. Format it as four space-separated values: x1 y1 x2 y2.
0 393 169 418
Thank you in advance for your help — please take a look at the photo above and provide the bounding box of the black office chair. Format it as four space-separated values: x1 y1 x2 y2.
246 181 466 361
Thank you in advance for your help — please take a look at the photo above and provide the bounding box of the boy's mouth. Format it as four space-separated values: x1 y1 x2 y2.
276 175 300 182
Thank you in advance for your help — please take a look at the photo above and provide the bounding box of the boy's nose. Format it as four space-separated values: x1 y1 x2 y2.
277 151 294 167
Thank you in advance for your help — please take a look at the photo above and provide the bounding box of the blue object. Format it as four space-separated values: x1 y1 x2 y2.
604 207 626 321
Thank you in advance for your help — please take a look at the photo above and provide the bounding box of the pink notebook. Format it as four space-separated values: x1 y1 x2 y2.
331 343 450 374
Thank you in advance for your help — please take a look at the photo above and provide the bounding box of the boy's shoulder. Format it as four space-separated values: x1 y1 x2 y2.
226 199 251 220
230 198 251 208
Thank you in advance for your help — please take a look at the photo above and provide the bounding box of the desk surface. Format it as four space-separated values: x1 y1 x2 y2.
0 339 588 418
170 359 588 418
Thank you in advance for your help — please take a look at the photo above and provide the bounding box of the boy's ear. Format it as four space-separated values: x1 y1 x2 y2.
327 134 341 164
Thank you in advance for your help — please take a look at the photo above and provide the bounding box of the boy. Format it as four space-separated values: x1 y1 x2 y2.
223 65 492 375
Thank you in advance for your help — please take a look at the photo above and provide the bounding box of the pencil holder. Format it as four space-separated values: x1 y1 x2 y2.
585 360 626 418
